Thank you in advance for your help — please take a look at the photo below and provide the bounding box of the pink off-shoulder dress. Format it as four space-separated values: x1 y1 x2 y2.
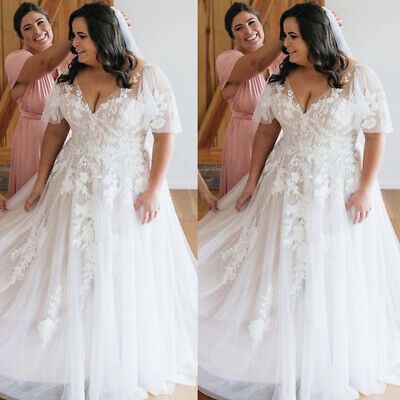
5 49 70 197
216 49 284 197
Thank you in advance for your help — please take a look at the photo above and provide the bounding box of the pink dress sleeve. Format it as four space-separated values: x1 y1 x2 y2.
5 49 32 89
216 50 243 89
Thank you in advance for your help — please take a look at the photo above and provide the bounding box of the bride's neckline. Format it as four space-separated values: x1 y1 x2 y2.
286 64 359 114
74 63 147 115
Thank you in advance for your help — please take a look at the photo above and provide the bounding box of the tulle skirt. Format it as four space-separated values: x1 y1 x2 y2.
199 172 400 400
0 170 197 400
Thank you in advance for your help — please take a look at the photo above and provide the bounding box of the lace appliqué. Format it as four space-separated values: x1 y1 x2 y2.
150 89 169 130
221 188 269 285
362 90 379 130
10 214 49 284
249 285 274 349
37 285 63 349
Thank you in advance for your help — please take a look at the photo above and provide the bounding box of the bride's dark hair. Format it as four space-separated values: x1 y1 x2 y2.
269 2 348 88
58 2 136 88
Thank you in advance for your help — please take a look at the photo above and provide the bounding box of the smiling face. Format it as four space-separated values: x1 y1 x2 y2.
282 17 310 67
20 11 53 53
231 11 264 53
71 17 100 67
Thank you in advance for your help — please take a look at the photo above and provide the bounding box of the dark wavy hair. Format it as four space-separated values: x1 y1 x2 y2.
58 2 136 88
269 2 348 88
14 2 50 39
224 2 262 39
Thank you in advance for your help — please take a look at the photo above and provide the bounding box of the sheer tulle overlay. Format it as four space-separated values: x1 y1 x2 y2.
0 64 197 400
199 64 400 400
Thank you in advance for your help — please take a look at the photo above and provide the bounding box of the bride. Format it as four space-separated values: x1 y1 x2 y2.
199 2 400 400
0 3 196 399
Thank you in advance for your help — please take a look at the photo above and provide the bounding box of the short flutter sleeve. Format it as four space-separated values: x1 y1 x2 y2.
41 83 64 124
216 50 243 89
5 49 32 89
253 82 275 124
352 64 392 134
141 65 181 134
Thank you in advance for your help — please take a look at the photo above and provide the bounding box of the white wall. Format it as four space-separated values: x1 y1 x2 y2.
326 0 400 189
115 0 197 189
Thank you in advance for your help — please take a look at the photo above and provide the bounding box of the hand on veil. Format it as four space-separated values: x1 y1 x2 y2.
25 183 45 212
332 11 343 27
345 189 372 224
121 11 133 27
0 195 7 212
134 190 160 224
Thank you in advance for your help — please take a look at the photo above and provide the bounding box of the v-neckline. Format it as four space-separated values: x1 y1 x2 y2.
286 65 358 115
75 79 123 115
287 79 333 115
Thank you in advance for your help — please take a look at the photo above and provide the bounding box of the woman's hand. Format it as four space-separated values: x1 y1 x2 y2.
236 183 256 212
0 195 7 212
121 11 133 27
332 11 343 27
24 182 45 212
201 190 219 212
134 189 160 224
345 189 372 224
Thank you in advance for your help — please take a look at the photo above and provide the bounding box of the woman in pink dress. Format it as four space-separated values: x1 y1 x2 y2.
5 2 72 197
217 2 284 196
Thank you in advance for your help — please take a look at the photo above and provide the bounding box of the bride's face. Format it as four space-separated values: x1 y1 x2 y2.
231 11 264 54
282 17 310 67
71 17 101 67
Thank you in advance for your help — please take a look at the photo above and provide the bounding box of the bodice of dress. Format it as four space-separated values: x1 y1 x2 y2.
42 64 181 201
254 64 392 199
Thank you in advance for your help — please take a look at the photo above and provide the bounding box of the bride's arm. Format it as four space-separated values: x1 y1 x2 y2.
236 118 281 211
134 133 174 224
345 133 385 224
25 119 70 211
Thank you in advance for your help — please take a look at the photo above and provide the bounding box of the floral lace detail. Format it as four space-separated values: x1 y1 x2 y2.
8 65 176 308
221 69 371 301
361 91 379 130
221 223 258 284
249 285 274 349
10 216 48 284
37 285 63 349
46 66 171 306
150 88 169 130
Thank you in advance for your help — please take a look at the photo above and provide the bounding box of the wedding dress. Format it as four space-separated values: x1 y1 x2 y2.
199 64 400 400
0 64 197 400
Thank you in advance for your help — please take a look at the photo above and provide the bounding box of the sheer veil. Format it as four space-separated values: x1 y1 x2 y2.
112 6 143 58
323 7 354 58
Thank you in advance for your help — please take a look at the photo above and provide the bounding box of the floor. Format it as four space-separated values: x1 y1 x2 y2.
0 189 197 400
198 386 400 400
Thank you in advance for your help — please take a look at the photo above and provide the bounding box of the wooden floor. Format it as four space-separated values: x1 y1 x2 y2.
171 189 198 256
0 190 197 400
199 189 400 400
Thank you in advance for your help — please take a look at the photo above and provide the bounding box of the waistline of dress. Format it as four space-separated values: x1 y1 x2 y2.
20 110 43 120
231 110 254 120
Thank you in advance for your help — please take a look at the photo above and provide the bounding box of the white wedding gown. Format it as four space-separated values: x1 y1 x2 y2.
199 64 400 400
0 64 197 400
